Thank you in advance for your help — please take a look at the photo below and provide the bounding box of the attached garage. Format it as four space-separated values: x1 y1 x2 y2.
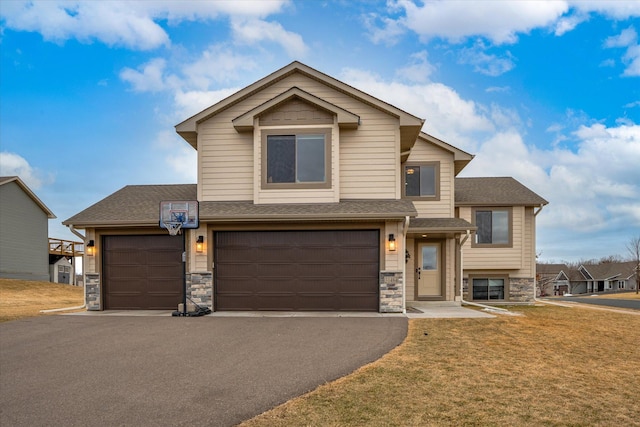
102 235 184 310
215 230 380 311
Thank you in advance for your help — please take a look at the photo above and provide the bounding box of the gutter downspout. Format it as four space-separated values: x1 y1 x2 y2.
402 216 410 314
41 225 87 313
458 230 512 315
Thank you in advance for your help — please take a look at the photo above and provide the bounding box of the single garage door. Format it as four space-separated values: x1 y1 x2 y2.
215 230 379 311
103 235 183 310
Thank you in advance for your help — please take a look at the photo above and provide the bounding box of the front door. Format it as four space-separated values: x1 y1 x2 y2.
416 242 443 299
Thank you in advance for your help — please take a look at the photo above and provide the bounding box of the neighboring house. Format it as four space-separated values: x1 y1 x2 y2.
536 263 571 296
49 256 73 284
64 62 547 312
0 176 56 281
577 262 638 293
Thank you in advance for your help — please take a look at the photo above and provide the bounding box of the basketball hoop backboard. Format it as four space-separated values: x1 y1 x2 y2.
160 201 199 235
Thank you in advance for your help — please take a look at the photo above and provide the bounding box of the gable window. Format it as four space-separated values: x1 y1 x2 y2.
472 207 512 247
403 162 439 199
262 129 331 189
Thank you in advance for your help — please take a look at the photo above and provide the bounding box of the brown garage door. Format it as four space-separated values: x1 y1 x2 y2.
103 235 183 310
215 230 379 311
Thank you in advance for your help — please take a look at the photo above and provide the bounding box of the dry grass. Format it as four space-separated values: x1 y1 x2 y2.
0 278 84 322
242 305 640 427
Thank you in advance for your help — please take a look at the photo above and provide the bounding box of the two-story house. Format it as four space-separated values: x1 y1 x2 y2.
64 62 547 312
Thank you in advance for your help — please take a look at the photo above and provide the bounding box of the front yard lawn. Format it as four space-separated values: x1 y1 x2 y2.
0 279 84 322
242 305 640 426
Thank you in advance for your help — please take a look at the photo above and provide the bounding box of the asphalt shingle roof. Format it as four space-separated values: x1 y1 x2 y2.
455 177 548 206
409 217 475 232
63 184 418 227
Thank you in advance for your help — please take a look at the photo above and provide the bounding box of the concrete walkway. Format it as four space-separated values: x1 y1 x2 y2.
67 303 495 319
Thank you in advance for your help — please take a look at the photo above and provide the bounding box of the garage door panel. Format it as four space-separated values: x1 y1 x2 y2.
103 235 183 310
215 230 379 311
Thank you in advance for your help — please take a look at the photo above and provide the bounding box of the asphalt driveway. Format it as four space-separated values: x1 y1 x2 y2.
0 315 407 426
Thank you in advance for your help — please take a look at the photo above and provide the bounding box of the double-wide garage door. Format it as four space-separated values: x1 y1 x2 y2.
215 230 380 311
103 235 183 310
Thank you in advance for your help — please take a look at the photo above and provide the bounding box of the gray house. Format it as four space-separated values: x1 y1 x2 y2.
0 176 56 281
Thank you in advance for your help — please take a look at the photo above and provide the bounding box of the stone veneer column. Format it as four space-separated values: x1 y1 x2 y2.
509 277 535 303
380 271 403 313
186 272 213 309
85 273 100 311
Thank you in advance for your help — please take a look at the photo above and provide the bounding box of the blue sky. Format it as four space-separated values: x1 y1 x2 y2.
1 0 639 263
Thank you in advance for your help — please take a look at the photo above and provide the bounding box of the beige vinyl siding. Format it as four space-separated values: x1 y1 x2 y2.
460 206 525 271
198 110 254 201
405 237 416 301
191 227 209 273
383 221 404 272
405 140 455 217
522 206 535 277
197 71 400 203
444 238 455 301
340 122 399 199
84 228 97 275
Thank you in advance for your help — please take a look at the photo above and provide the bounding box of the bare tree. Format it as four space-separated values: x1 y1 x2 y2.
627 235 640 294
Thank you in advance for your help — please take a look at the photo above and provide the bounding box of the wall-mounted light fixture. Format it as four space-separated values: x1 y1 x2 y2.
86 240 95 256
388 234 396 251
196 235 204 253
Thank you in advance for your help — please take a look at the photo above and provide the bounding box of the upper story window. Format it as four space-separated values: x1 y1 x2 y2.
472 207 512 247
403 162 440 200
262 129 331 189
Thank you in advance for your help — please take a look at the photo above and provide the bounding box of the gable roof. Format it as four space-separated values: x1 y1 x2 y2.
232 87 360 132
63 184 417 228
175 61 424 152
417 132 474 174
579 262 639 281
0 176 56 219
455 177 548 207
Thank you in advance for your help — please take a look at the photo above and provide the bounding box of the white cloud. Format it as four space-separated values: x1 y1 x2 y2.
0 0 292 50
570 0 640 20
0 152 51 189
462 122 640 234
340 67 495 152
391 0 569 44
153 130 197 182
231 18 307 58
0 1 170 50
181 46 258 90
364 12 407 46
120 58 168 92
395 51 436 83
458 41 515 76
370 1 640 47
174 87 241 121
